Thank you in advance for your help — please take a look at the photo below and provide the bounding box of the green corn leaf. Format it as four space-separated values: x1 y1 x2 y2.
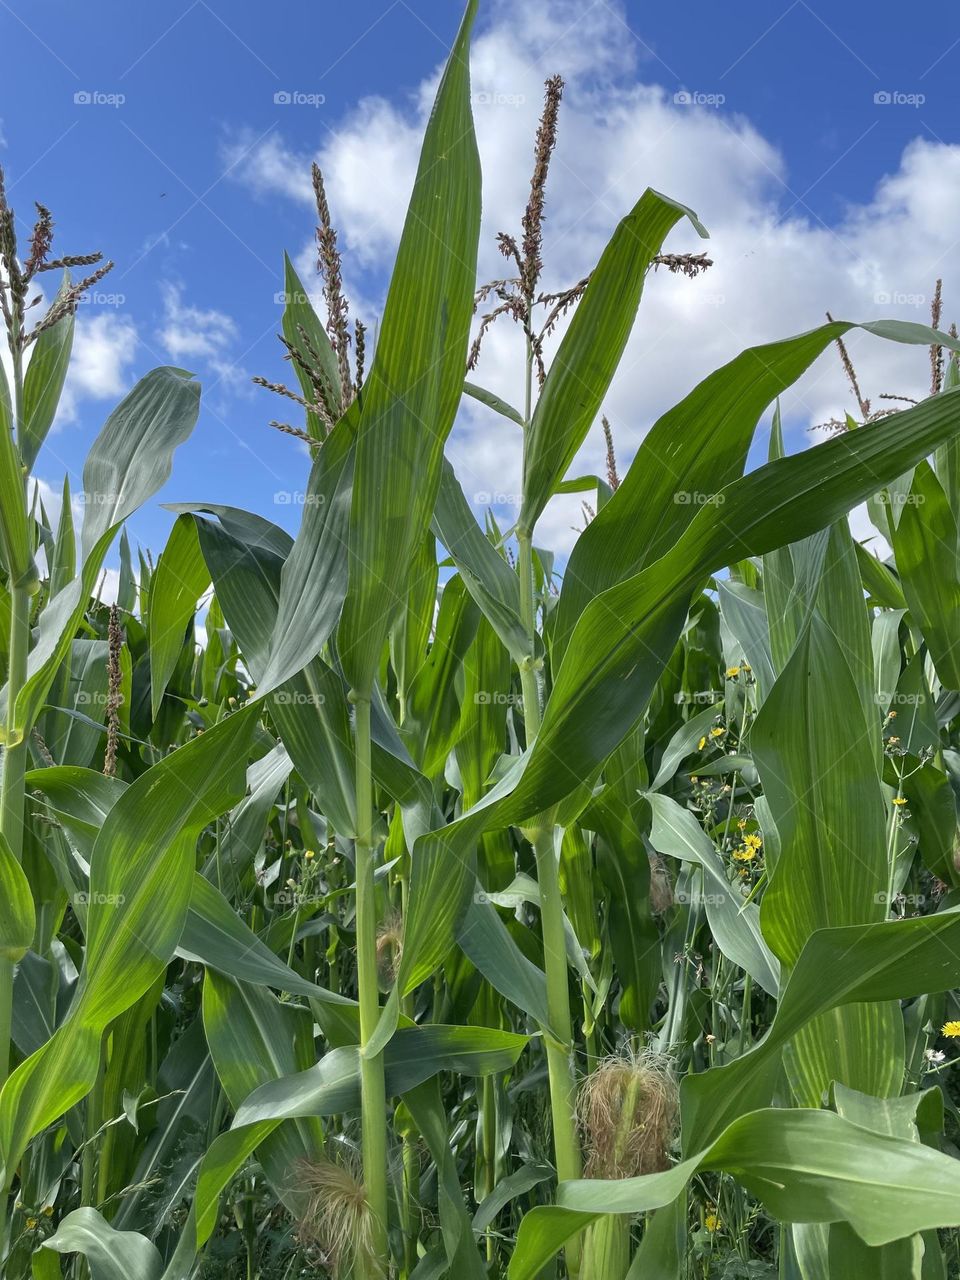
507 1107 960 1279
203 971 325 1219
148 514 210 717
200 742 293 883
645 792 779 995
188 506 431 838
338 0 481 694
160 1024 528 1274
893 459 960 690
43 639 109 768
256 409 355 695
681 908 960 1150
551 320 960 669
753 612 902 1106
404 1079 489 1280
0 708 255 1182
456 895 553 1032
280 251 341 438
0 357 34 589
463 380 524 427
49 474 76 597
1 367 201 744
432 457 527 662
20 279 74 471
41 1207 162 1280
0 829 35 962
398 384 960 1013
181 874 353 1007
519 188 706 535
593 793 662 1030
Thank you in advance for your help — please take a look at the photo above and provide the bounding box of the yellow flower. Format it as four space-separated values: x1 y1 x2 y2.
25 1218 37 1230
892 796 908 806
942 1021 960 1038
698 736 707 751
733 847 756 862
709 727 724 738
743 833 763 852
725 666 740 678
705 1212 721 1233
304 849 315 860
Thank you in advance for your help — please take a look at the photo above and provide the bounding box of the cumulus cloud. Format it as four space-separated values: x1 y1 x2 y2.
224 0 959 552
48 311 138 428
158 281 242 383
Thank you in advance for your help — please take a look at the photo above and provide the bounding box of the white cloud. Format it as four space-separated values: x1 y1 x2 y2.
158 281 241 383
225 0 960 553
47 311 138 428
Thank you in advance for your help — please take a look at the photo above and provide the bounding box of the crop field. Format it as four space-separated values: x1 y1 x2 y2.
2 2 960 1278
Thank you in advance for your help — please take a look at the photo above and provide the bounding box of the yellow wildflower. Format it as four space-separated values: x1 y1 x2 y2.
705 1212 720 1232
304 849 315 860
892 796 908 806
698 737 707 751
942 1021 960 1038
709 727 724 738
725 666 740 678
733 847 756 862
25 1218 37 1230
743 833 763 852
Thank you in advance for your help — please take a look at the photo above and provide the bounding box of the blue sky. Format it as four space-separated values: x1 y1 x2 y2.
2 0 958 566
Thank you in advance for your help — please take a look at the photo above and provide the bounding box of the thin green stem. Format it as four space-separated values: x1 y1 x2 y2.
352 692 389 1275
534 826 582 1275
516 528 541 741
0 325 31 1109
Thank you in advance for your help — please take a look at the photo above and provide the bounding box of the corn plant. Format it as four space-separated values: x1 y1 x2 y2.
5 3 960 1279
